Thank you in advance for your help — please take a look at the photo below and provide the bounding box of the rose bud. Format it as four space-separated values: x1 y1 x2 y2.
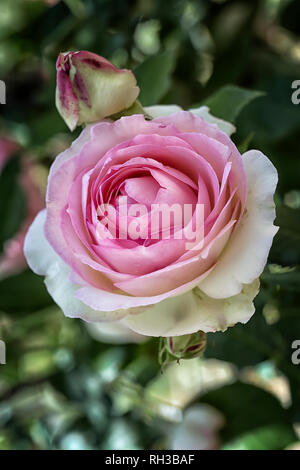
159 332 207 367
56 50 140 131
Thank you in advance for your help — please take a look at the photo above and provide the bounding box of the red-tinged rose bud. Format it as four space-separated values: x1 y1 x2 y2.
56 50 140 131
159 331 207 368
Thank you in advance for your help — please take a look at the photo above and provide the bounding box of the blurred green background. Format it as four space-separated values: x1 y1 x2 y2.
0 0 300 450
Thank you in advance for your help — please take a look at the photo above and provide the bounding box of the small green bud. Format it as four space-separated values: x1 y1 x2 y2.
158 331 207 368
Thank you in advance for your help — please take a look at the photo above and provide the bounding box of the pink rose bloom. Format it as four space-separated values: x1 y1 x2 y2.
24 106 278 337
0 138 44 280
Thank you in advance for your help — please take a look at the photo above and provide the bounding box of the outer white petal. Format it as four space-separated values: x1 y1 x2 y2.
123 279 259 337
144 105 183 118
198 150 278 299
24 210 126 322
86 320 147 344
145 104 235 136
189 106 236 136
24 209 60 276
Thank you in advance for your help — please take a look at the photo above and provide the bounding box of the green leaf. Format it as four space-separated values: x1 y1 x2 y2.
63 0 89 19
238 132 254 153
275 206 300 235
223 424 297 450
237 77 300 142
200 382 292 441
205 304 272 368
134 51 177 106
0 270 52 314
0 156 25 254
202 85 264 123
262 268 300 293
269 206 300 265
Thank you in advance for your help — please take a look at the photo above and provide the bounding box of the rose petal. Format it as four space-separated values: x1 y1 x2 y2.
124 279 259 336
189 106 236 136
86 320 147 344
145 105 236 136
198 150 278 298
24 210 128 321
